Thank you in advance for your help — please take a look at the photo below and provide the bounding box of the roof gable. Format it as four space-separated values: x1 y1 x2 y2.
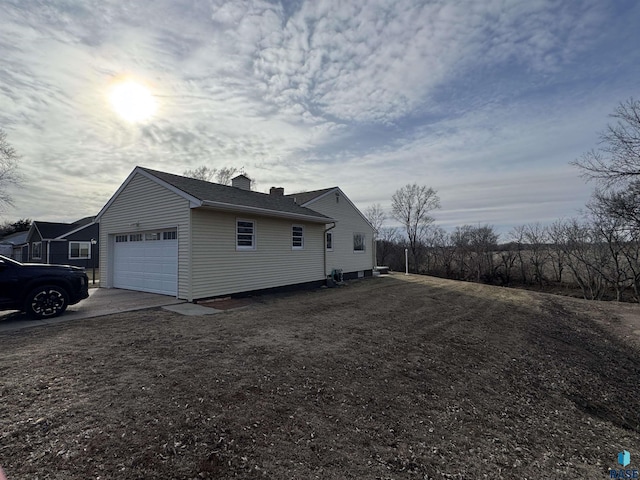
98 167 333 223
26 218 99 242
32 221 75 240
286 187 338 206
288 187 375 232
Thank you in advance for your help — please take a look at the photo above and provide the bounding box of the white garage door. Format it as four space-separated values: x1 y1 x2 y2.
113 230 178 296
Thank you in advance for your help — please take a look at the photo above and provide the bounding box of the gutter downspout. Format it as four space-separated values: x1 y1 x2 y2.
323 222 336 279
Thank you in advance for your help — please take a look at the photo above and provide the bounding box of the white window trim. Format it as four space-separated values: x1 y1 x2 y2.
326 231 333 251
236 218 256 251
292 224 304 250
353 233 366 253
69 241 92 260
32 241 42 260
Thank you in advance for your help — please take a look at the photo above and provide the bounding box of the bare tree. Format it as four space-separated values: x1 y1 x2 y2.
496 242 518 285
216 167 239 186
432 228 456 278
509 225 529 284
183 165 254 188
183 165 216 182
0 218 31 236
364 203 386 233
376 226 399 267
0 129 21 212
572 98 640 186
591 182 640 231
469 225 499 283
550 219 607 300
522 222 549 286
547 220 567 283
451 225 473 279
391 184 440 272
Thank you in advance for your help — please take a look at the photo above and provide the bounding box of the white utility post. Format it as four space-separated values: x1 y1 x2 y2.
405 248 409 275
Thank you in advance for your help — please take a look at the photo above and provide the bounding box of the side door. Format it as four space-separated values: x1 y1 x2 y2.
0 258 19 308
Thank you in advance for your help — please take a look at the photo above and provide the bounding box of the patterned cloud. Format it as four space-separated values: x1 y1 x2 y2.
0 0 638 234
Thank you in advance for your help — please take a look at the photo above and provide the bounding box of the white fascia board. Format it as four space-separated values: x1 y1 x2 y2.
199 200 335 224
96 167 203 221
26 223 43 243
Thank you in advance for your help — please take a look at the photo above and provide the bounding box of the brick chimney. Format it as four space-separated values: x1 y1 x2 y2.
270 187 284 196
231 174 251 191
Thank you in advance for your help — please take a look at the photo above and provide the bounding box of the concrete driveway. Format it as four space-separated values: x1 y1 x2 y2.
0 288 184 333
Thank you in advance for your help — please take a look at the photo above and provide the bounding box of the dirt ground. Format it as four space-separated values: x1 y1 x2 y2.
1 274 639 479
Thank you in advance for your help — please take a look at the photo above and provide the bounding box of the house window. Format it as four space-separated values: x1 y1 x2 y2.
129 234 143 242
236 219 255 250
69 242 91 259
163 231 177 240
292 225 304 249
353 233 366 253
32 242 42 259
115 235 128 243
326 231 333 251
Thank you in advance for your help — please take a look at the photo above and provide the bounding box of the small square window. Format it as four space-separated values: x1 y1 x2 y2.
69 242 91 259
145 232 161 241
115 235 128 243
129 234 143 242
163 231 177 240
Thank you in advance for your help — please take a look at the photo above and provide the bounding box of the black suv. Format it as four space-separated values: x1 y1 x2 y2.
0 255 89 319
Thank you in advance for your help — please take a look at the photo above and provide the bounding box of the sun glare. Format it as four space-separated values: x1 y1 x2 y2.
108 79 157 123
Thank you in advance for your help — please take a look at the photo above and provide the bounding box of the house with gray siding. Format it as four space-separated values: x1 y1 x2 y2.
0 230 29 261
96 166 375 300
25 218 99 269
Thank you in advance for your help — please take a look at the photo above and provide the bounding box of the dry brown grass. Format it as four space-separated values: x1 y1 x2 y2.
1 275 640 479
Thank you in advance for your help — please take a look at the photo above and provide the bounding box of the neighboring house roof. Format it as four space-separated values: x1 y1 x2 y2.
33 221 76 240
287 187 338 206
63 222 98 241
0 230 29 245
28 219 98 242
72 216 96 226
98 167 334 224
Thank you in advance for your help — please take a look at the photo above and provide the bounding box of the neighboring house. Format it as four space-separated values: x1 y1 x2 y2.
96 166 375 300
0 230 29 261
26 217 99 268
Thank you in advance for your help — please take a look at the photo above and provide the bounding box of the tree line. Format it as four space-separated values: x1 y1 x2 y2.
369 98 640 302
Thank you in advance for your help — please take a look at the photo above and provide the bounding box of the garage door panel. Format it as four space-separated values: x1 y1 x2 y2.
113 230 177 296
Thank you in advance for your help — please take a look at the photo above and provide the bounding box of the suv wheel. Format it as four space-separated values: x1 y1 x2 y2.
25 285 69 319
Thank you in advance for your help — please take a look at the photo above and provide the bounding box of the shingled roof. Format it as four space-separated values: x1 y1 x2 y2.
286 187 338 206
137 167 333 222
33 221 76 240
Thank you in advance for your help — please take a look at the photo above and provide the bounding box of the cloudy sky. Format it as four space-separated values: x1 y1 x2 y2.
1 0 638 236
